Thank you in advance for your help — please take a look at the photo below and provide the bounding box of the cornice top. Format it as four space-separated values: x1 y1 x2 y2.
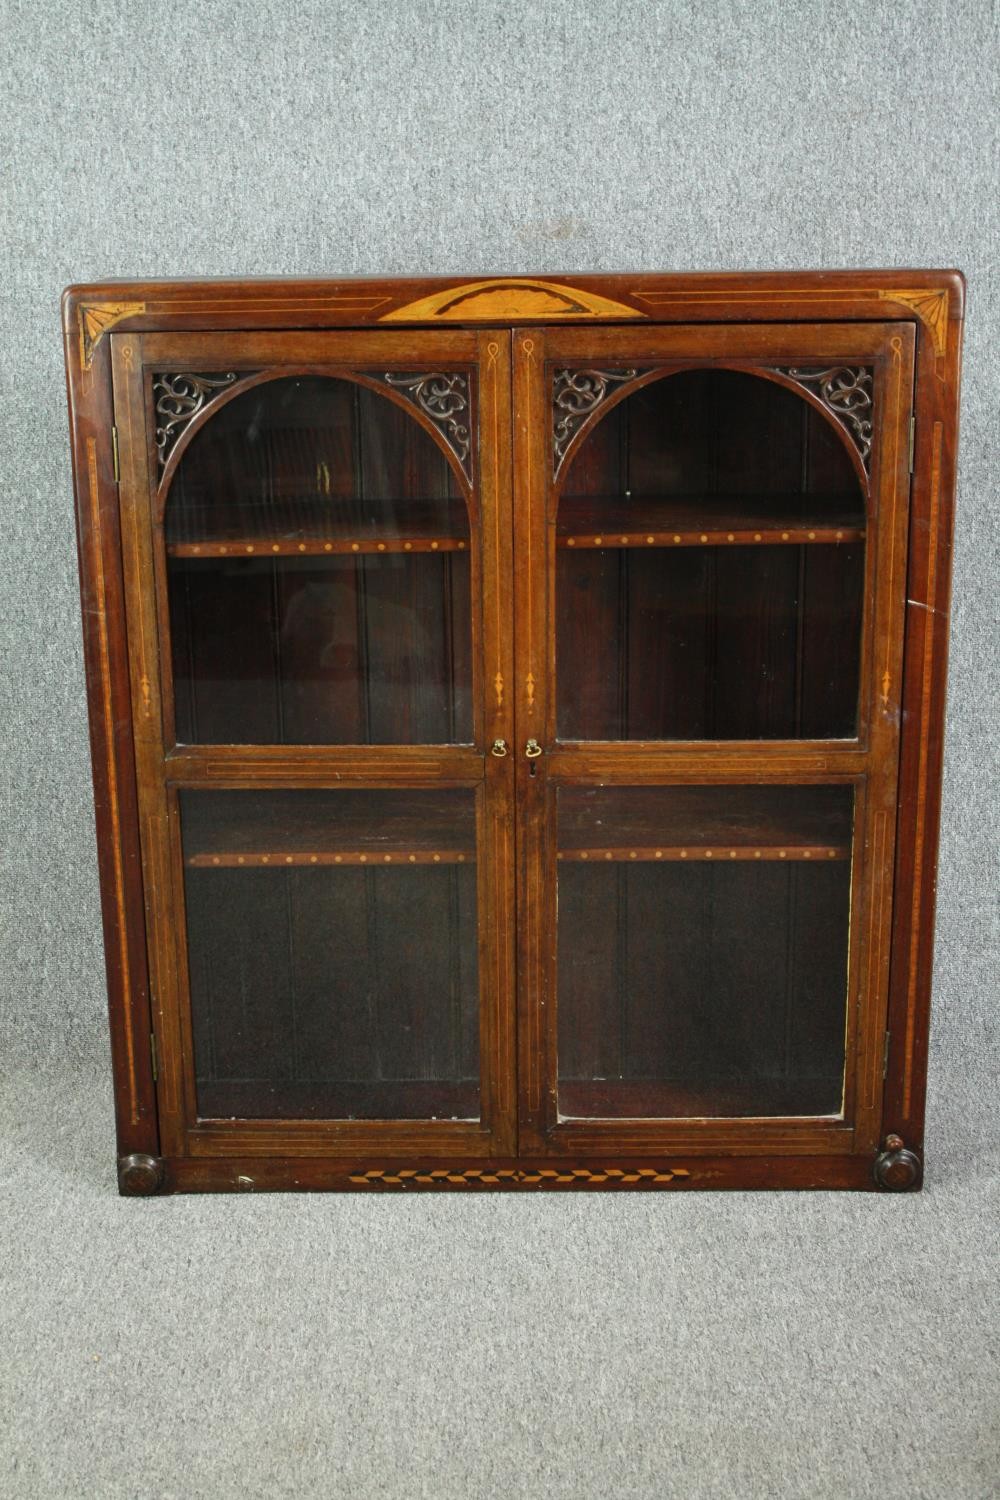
64 271 965 371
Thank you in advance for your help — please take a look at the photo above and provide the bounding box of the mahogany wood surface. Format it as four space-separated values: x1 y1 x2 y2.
63 272 963 1193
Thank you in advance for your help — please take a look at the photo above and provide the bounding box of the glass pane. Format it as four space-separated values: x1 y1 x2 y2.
180 788 480 1120
556 784 853 1118
165 377 472 744
557 370 865 740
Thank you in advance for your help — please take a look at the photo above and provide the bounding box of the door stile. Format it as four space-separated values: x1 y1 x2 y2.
474 330 518 1154
113 327 518 1159
849 328 915 1151
511 329 556 1151
112 334 189 1157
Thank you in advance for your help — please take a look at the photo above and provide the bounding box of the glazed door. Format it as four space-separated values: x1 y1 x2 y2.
112 329 516 1164
513 323 914 1159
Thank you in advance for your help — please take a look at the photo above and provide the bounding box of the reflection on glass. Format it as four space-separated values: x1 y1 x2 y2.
165 377 472 745
181 789 480 1120
556 785 853 1118
557 370 865 740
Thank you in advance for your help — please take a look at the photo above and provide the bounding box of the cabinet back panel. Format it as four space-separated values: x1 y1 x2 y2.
557 544 863 740
179 788 480 1120
164 373 472 746
556 368 865 741
556 784 853 1119
169 552 472 745
557 861 850 1118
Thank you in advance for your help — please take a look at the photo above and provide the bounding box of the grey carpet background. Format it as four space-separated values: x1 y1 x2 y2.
1 2 998 1497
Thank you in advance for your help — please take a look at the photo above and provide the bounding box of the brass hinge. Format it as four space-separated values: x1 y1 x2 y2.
149 1029 158 1083
882 1030 891 1079
112 426 120 483
908 416 915 473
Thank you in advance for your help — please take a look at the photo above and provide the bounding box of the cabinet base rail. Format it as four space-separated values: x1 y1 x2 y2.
119 1146 922 1195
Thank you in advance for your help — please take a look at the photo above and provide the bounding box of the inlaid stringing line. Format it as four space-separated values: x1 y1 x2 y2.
903 421 944 1116
488 339 504 711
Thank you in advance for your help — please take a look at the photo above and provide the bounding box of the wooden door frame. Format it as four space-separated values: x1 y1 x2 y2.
110 326 518 1164
512 320 916 1159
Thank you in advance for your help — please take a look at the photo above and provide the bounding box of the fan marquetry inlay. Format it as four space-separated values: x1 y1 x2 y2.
380 279 645 323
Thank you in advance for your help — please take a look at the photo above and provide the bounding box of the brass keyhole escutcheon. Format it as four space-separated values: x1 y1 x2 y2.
490 738 508 757
525 739 543 759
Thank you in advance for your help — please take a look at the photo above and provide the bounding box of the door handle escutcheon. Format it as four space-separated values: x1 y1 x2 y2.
525 739 543 759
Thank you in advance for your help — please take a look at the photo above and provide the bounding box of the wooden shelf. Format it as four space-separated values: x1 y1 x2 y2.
556 493 864 549
558 845 847 863
182 789 476 866
189 848 472 868
198 1079 480 1121
558 785 854 862
166 495 469 556
169 536 467 558
558 1077 843 1120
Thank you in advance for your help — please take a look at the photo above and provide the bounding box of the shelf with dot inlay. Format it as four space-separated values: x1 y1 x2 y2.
556 492 865 549
181 788 476 869
557 785 854 865
165 494 470 557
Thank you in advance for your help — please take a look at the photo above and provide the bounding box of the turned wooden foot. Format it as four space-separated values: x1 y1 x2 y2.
873 1135 922 1191
117 1153 165 1196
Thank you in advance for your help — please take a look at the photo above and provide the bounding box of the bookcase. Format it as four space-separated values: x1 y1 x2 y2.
63 272 963 1192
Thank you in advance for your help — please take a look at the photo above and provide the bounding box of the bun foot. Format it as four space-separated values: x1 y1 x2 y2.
118 1153 165 1195
873 1134 922 1191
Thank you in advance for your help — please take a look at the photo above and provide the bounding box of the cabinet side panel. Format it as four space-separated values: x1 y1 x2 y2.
884 297 964 1151
64 325 158 1158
